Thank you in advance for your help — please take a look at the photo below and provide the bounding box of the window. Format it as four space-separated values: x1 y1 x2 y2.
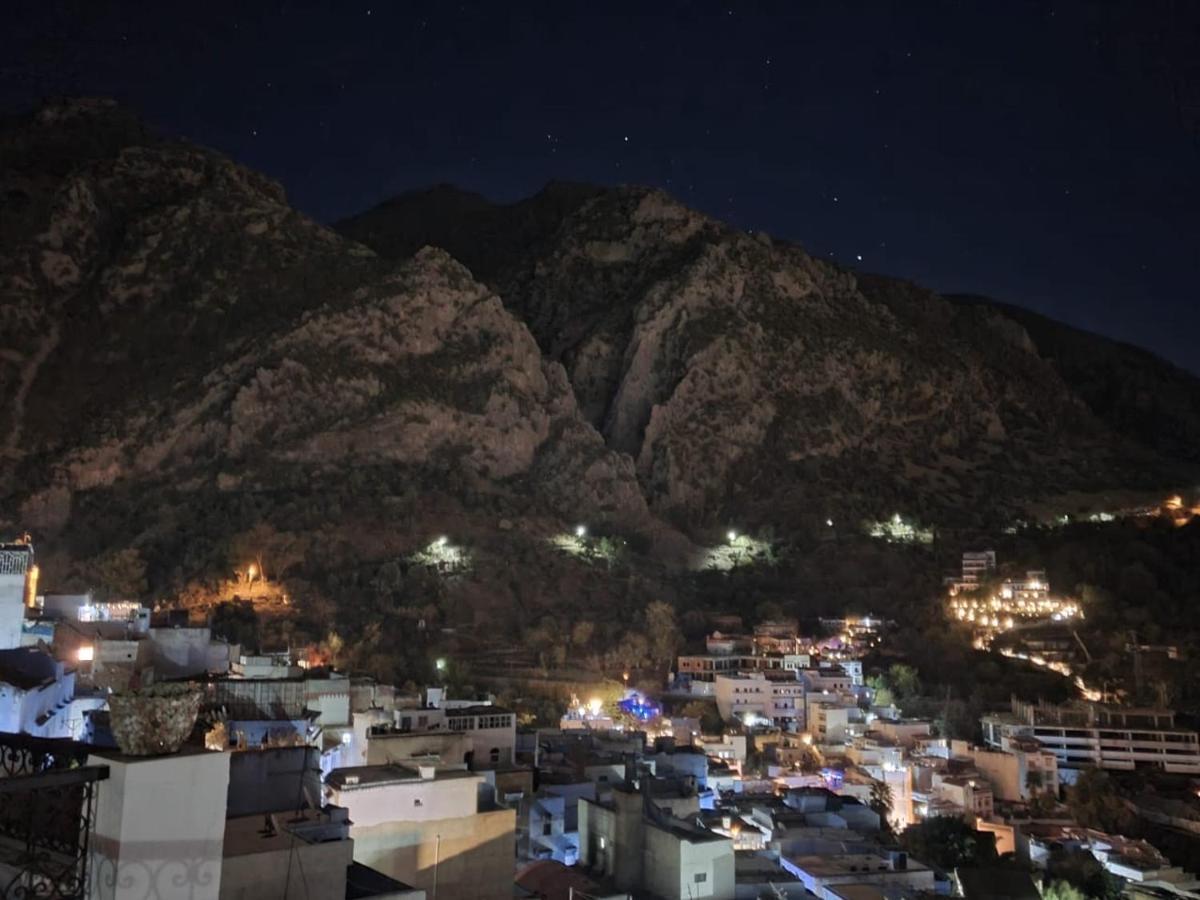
543 822 552 836
694 872 708 883
414 798 423 807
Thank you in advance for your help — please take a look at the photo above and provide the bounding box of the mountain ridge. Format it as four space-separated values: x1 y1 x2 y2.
1 100 1196 674
341 183 1198 529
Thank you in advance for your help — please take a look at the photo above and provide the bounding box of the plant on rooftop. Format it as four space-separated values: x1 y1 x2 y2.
108 682 202 756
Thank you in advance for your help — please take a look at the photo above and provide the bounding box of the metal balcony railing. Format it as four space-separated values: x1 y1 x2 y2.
0 732 109 900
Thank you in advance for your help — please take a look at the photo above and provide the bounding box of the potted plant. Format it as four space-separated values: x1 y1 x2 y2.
108 682 203 756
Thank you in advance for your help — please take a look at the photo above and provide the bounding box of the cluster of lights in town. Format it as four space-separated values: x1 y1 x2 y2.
948 594 1078 631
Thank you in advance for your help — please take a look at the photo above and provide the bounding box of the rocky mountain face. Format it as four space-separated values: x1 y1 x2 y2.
3 101 1196 670
343 186 1195 531
0 102 675 642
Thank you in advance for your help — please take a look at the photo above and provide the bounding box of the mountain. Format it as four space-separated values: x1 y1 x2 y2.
341 186 1197 531
954 297 1200 469
0 101 690 675
2 100 1196 676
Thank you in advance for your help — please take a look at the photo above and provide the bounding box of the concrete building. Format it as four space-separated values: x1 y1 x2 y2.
961 550 997 589
77 738 412 899
0 541 35 650
952 737 1059 802
149 626 226 677
983 699 1200 775
871 718 932 750
326 763 516 900
579 786 735 899
931 774 994 823
231 650 301 679
444 705 517 766
781 851 935 900
0 646 87 738
806 698 863 744
714 672 805 730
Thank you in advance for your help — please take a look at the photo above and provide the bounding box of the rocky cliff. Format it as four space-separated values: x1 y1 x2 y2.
0 102 676 653
2 101 1196 672
343 186 1194 531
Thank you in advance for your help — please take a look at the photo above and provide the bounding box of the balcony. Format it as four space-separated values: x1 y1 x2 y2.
0 731 109 900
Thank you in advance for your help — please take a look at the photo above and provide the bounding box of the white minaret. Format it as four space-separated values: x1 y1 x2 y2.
0 541 33 650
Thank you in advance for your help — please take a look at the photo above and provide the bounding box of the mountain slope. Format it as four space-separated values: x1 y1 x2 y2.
957 296 1200 468
342 185 1195 530
0 102 680 659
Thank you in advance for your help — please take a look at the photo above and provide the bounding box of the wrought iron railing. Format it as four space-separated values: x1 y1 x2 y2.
0 732 109 900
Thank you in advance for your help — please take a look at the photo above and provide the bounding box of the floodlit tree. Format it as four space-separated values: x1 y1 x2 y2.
866 675 896 708
1040 881 1087 900
887 663 922 699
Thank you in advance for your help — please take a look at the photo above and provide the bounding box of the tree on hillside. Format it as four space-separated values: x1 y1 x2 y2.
571 620 595 646
85 548 148 600
866 675 896 708
680 700 724 735
888 663 922 699
210 599 260 650
1065 768 1134 834
645 601 682 668
1045 849 1123 900
899 817 997 873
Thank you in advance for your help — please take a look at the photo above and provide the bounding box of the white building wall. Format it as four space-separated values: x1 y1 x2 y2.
0 569 29 651
88 749 232 900
328 773 481 827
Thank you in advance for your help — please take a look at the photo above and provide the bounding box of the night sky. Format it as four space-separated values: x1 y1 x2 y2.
4 1 1198 371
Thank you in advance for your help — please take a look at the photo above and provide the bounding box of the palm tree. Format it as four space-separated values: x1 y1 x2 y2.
870 779 895 837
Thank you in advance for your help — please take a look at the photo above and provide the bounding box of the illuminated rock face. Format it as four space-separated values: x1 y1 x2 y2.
350 184 1197 531
0 101 657 552
3 99 1197 619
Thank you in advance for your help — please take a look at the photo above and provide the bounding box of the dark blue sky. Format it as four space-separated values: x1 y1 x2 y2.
4 1 1198 371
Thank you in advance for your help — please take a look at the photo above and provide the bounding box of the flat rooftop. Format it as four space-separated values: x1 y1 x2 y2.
326 763 478 790
787 854 930 877
223 810 342 857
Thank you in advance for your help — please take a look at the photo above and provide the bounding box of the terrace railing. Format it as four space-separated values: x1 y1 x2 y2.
0 731 109 900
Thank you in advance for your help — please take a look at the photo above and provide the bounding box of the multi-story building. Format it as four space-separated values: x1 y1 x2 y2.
676 650 812 693
999 570 1050 605
961 551 997 589
579 784 735 899
326 763 516 900
983 699 1200 775
782 851 934 899
0 540 35 650
714 672 805 730
968 737 1059 801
